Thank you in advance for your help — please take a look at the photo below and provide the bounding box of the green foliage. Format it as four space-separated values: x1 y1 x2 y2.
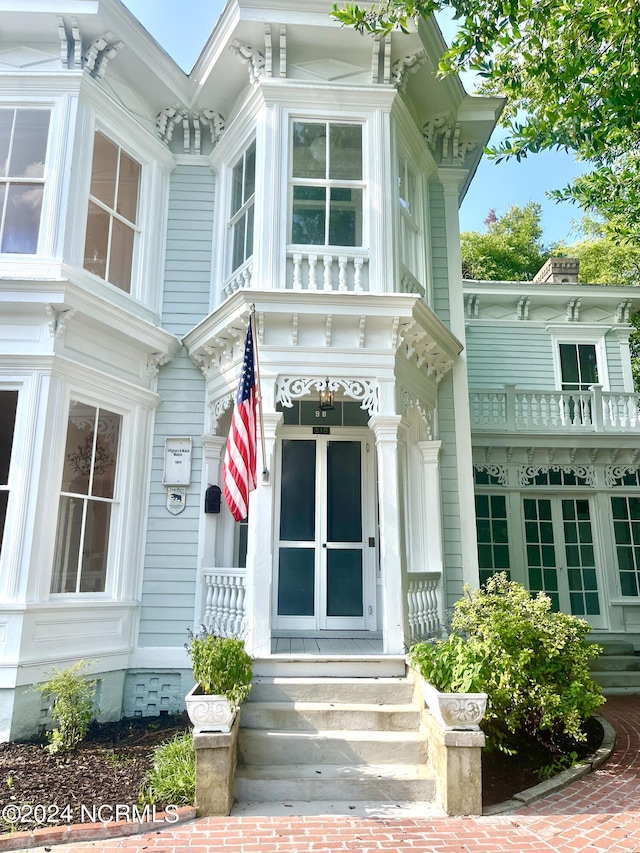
187 628 252 707
333 0 640 239
140 731 195 806
461 202 549 280
408 634 485 693
35 661 96 755
537 750 578 781
410 574 604 752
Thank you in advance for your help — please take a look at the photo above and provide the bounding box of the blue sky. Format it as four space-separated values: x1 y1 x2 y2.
123 0 587 247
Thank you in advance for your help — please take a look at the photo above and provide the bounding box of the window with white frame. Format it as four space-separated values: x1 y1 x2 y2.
291 122 363 247
0 108 50 254
559 343 599 391
0 390 18 556
229 141 256 272
398 155 421 277
83 131 141 293
50 402 121 594
611 495 640 596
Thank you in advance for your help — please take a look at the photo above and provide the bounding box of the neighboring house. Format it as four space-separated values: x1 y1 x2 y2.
0 0 635 744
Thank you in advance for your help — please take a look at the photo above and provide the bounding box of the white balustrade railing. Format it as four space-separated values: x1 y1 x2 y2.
287 249 369 292
222 259 253 298
202 568 246 636
407 573 441 641
470 385 640 433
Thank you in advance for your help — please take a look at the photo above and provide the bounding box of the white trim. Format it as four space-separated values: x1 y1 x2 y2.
549 328 610 392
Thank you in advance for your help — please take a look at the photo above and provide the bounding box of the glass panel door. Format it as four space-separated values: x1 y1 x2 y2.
522 496 605 628
275 434 371 631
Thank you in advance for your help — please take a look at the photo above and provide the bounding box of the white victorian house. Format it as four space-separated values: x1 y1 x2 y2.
0 0 638 750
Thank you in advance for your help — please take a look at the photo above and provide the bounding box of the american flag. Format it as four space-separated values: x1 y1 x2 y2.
222 319 257 521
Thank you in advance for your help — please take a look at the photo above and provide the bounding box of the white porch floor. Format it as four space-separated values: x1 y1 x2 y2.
271 636 384 654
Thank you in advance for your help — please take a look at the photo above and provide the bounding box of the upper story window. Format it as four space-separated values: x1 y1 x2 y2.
0 108 50 254
230 141 255 272
83 131 141 293
0 390 18 557
398 155 421 277
559 343 598 391
51 402 121 594
291 122 363 247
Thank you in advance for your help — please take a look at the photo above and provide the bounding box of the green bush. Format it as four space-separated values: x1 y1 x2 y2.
35 660 96 755
410 574 605 752
140 731 195 806
187 628 252 707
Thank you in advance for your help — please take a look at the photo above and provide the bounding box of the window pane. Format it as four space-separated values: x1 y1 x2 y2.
292 185 325 244
280 440 316 541
83 200 109 279
327 441 361 542
292 122 326 179
92 410 121 499
79 500 110 592
231 158 244 215
51 495 83 593
62 403 96 495
329 125 362 180
329 187 362 246
0 390 18 484
116 150 140 223
327 549 363 616
0 491 7 556
232 214 246 271
109 217 134 292
90 132 118 209
559 343 579 386
278 547 314 615
244 142 256 202
10 110 49 179
0 110 13 177
1 184 43 253
578 344 598 385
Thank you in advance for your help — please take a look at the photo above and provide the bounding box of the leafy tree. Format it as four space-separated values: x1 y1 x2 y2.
559 219 640 287
332 0 640 239
461 201 548 280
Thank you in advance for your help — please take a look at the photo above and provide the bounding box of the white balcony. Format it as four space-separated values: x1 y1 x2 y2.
470 384 640 433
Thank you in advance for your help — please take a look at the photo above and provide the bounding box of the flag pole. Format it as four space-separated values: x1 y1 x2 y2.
249 303 269 483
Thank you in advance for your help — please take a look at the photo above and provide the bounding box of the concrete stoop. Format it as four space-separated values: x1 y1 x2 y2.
233 674 437 809
589 641 640 695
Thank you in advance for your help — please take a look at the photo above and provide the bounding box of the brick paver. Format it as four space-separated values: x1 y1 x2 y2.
22 696 640 853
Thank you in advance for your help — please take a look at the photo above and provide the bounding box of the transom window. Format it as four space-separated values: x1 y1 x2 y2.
51 403 121 594
230 141 255 272
83 131 141 293
559 343 598 391
291 122 363 247
0 108 50 254
0 390 18 556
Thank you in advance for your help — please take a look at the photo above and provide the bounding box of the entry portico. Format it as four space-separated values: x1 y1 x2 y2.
184 289 462 658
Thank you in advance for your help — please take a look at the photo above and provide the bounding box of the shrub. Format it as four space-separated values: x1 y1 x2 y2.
410 573 604 752
140 731 195 806
35 660 96 755
187 626 252 706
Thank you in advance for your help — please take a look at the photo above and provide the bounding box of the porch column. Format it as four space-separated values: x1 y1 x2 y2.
369 415 408 654
417 440 445 626
243 410 282 657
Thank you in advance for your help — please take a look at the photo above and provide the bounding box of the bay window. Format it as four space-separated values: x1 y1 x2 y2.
230 141 255 272
0 108 50 254
51 403 121 594
83 132 141 292
291 122 363 247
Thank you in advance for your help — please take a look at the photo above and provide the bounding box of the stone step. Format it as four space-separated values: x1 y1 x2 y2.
241 701 420 732
234 763 436 803
589 655 640 672
591 671 640 689
237 728 426 766
248 675 415 705
252 656 406 678
591 641 636 656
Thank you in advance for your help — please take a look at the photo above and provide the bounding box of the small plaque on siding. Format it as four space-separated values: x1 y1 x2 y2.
163 437 192 485
313 426 330 434
167 487 187 515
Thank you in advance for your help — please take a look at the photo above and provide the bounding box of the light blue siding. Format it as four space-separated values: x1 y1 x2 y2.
466 325 556 389
605 332 625 390
138 164 214 648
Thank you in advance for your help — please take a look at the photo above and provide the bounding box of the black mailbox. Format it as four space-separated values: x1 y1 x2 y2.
204 485 222 514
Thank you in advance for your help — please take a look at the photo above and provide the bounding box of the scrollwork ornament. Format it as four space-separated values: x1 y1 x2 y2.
275 377 379 414
473 464 508 486
604 465 640 488
210 393 234 434
518 464 595 488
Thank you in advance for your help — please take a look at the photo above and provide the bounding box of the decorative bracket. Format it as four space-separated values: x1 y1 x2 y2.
565 297 581 322
58 16 122 78
146 352 171 378
516 295 531 321
156 107 225 154
391 49 426 92
230 40 266 84
423 115 477 165
46 305 76 338
275 377 379 415
397 320 455 383
400 387 433 437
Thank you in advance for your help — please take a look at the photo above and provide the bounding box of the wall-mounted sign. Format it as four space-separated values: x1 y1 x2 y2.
167 487 187 515
163 437 192 485
313 426 330 435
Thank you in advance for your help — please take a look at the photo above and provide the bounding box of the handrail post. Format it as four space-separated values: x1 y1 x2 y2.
590 384 604 431
505 384 517 430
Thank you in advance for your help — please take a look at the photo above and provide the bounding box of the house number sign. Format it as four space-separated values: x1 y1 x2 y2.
163 437 192 485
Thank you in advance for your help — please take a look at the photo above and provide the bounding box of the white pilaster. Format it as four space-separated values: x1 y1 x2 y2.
417 439 443 575
197 434 227 624
438 167 480 590
243 410 283 657
369 414 407 653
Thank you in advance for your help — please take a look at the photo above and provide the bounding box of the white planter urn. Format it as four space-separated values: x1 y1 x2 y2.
185 684 237 733
421 679 487 731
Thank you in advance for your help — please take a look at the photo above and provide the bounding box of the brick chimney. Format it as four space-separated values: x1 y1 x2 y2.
533 257 580 283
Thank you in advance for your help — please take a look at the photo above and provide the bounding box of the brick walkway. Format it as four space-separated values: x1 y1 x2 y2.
30 696 640 853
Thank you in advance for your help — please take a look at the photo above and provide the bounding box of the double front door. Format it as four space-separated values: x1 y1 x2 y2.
274 431 377 631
